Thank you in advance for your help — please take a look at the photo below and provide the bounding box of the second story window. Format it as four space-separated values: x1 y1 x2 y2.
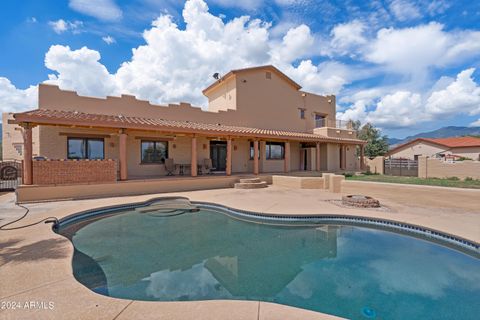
299 108 306 119
265 72 272 79
315 114 326 127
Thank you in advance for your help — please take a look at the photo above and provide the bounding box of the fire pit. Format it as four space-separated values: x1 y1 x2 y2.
342 195 380 208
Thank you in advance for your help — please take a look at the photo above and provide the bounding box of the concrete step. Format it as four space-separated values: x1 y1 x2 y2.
239 177 261 183
234 181 268 189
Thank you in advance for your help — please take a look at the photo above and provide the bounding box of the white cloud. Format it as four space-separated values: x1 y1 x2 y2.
330 20 367 56
388 0 422 21
0 78 37 114
338 68 480 129
102 35 116 45
274 24 314 63
365 22 480 76
44 45 118 98
470 119 480 127
69 0 122 21
426 68 480 116
48 19 83 34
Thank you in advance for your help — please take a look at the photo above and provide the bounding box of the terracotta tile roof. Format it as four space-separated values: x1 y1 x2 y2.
12 109 365 144
387 136 480 155
421 137 480 148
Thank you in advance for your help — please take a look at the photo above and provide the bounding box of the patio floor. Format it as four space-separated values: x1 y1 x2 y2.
0 182 479 319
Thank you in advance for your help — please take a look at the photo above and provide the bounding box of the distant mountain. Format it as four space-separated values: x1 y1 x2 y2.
389 126 480 146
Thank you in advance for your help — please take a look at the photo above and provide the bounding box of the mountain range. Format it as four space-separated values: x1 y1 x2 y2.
388 126 480 146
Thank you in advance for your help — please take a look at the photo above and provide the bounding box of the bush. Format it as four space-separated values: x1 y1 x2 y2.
446 176 460 181
456 157 472 161
465 177 474 181
343 172 354 177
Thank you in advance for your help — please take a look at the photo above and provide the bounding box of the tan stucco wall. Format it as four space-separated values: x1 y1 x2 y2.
313 127 357 139
418 156 480 179
449 147 480 161
207 77 237 112
389 141 447 159
365 156 385 174
326 144 340 172
2 113 39 160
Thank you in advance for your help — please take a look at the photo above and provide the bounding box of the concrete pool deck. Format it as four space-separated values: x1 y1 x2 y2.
0 182 479 320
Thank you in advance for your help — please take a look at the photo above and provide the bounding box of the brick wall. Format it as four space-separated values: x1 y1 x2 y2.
418 156 480 180
32 159 117 185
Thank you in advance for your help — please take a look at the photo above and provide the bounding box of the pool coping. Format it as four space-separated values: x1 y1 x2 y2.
57 196 480 255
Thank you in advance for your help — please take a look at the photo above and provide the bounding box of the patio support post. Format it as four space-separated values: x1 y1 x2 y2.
360 144 365 170
191 136 197 177
21 123 33 185
119 130 128 180
226 137 232 176
284 141 290 173
341 145 346 170
253 140 259 175
316 142 321 172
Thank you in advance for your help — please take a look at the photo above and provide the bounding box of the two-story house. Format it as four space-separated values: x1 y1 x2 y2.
2 65 365 187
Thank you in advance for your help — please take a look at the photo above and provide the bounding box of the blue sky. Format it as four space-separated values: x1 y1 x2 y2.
1 0 480 138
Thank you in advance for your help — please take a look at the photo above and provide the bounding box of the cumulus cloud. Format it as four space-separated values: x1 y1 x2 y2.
338 68 480 129
44 45 118 98
0 78 37 114
330 20 367 56
48 19 83 34
365 22 480 76
69 0 122 21
425 68 480 116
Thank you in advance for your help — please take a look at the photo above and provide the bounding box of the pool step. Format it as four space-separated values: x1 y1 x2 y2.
234 178 268 189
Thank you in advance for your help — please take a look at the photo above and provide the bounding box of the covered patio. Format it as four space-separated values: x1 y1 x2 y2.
11 109 366 186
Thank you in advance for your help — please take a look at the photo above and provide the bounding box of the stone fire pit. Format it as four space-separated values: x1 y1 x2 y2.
342 195 380 208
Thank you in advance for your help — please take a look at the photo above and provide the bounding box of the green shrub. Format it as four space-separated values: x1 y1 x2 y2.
446 176 460 181
343 172 353 177
465 177 474 181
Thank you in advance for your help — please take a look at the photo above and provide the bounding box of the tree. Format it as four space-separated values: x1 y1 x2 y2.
357 123 389 157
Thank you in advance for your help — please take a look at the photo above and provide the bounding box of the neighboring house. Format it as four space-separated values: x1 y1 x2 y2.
2 65 365 185
386 137 480 161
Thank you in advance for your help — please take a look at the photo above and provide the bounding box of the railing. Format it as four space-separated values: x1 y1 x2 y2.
315 118 353 129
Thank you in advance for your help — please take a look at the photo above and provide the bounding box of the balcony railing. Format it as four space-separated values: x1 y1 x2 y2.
315 118 354 129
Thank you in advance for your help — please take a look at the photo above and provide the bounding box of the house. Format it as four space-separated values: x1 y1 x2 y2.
2 65 365 188
386 137 480 161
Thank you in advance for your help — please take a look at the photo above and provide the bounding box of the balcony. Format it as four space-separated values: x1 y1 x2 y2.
313 119 357 139
315 118 354 130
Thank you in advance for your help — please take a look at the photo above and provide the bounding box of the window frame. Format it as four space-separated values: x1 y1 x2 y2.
140 140 169 164
299 108 306 119
266 141 285 160
67 137 105 160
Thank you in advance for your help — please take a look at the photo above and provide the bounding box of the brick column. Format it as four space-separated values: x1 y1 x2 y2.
316 142 321 171
191 136 197 177
21 123 33 185
284 141 290 173
253 140 259 175
226 138 232 176
119 130 128 180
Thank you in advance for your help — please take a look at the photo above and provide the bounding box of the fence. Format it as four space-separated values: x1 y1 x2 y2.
384 158 418 177
0 160 23 191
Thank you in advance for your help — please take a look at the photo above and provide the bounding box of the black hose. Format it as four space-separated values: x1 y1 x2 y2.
0 203 58 231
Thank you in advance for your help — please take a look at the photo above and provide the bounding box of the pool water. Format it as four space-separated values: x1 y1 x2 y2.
59 208 480 320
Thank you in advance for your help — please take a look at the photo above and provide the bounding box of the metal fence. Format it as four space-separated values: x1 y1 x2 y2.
315 118 354 129
0 160 23 191
384 158 418 177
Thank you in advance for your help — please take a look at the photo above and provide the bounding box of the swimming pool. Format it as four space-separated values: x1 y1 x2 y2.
57 199 480 320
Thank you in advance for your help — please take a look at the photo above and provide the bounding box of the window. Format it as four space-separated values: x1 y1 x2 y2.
68 138 104 159
299 108 306 119
141 140 168 164
266 142 285 160
265 72 272 79
315 114 326 127
249 142 260 160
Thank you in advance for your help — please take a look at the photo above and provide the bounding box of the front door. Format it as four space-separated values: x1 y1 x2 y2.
210 141 227 171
